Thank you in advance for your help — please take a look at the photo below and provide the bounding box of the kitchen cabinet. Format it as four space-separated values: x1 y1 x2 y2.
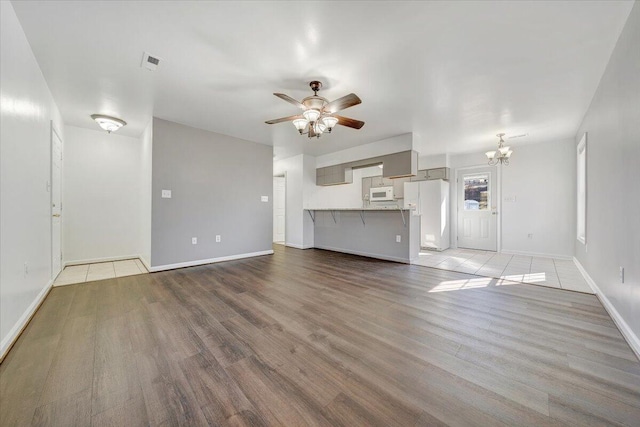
362 177 372 202
426 167 450 180
316 165 353 186
393 177 411 199
411 170 428 182
382 150 418 178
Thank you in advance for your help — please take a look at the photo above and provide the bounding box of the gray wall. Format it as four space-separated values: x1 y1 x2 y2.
151 118 273 267
314 211 419 263
574 4 640 346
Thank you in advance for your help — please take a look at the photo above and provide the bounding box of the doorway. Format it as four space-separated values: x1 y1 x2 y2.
273 175 286 244
51 123 63 279
457 166 497 251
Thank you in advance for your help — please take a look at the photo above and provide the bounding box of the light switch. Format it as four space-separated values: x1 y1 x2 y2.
261 196 269 202
162 190 172 198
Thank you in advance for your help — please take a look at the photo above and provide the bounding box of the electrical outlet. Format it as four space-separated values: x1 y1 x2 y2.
161 189 172 198
24 262 28 277
261 196 269 202
216 235 221 243
192 237 197 245
396 235 401 243
620 267 625 283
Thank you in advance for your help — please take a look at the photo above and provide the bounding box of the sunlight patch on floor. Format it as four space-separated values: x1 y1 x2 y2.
429 277 494 293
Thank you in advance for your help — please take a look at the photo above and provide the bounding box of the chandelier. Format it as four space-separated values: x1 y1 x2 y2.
486 133 513 165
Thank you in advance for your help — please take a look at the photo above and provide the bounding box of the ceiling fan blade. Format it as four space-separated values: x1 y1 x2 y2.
265 115 302 125
323 93 362 113
335 115 365 129
273 93 305 110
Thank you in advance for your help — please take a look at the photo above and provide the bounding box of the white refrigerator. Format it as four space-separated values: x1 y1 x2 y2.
404 180 450 251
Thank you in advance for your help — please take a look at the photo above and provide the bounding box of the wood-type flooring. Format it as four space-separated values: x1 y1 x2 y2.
1 245 639 426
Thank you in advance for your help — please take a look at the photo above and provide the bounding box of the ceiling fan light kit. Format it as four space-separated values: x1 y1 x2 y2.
486 133 513 165
266 81 365 139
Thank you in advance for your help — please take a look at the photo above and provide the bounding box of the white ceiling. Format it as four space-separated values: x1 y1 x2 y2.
12 1 633 160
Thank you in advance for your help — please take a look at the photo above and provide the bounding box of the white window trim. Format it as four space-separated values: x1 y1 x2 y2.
577 133 587 244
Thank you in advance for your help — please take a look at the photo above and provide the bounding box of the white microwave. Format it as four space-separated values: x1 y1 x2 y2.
370 186 394 202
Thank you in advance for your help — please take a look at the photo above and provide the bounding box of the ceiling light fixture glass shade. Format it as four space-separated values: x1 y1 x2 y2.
322 116 338 130
314 122 327 134
91 114 126 133
302 109 321 123
486 133 513 166
292 118 308 133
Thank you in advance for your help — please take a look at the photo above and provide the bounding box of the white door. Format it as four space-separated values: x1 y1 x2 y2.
273 176 285 243
51 126 63 278
457 167 497 251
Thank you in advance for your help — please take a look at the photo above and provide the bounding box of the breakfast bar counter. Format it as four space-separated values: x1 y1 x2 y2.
305 208 420 264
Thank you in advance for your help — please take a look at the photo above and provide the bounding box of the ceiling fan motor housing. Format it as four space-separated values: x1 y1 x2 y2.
309 80 322 93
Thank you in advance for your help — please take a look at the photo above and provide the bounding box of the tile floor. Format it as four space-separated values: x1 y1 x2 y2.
414 248 593 293
53 258 148 286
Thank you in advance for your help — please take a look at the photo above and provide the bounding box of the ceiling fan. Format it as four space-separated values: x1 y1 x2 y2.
265 81 365 138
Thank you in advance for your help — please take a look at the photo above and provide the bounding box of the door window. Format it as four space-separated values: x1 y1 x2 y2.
463 174 489 211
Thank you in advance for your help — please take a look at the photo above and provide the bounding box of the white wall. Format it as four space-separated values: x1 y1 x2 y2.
448 139 575 258
0 1 63 357
274 154 316 249
63 126 143 264
574 3 640 354
418 153 449 170
139 119 152 268
501 139 575 258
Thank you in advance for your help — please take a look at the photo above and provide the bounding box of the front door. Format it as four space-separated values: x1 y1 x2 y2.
457 167 497 251
51 126 63 279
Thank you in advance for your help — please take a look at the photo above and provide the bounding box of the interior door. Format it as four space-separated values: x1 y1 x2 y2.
51 126 63 278
457 167 497 251
273 176 286 243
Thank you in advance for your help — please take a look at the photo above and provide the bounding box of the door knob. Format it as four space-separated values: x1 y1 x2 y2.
52 214 61 217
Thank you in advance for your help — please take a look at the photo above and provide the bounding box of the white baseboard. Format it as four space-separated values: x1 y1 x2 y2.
314 245 410 264
0 279 53 362
501 249 573 260
64 254 140 267
285 243 313 250
573 257 640 361
149 250 274 272
138 255 151 272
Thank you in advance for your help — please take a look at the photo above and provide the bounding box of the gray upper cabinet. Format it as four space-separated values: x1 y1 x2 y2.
426 167 450 180
382 150 418 178
316 149 418 186
362 177 372 201
316 164 353 186
392 177 410 199
411 169 428 181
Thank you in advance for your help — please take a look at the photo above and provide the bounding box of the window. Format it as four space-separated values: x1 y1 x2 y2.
577 133 587 244
464 174 489 210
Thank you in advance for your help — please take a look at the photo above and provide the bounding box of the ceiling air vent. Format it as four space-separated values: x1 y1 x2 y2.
141 52 162 71
508 133 528 139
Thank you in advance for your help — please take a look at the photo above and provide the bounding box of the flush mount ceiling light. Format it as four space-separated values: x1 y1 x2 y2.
265 81 365 139
486 133 513 165
91 114 127 133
